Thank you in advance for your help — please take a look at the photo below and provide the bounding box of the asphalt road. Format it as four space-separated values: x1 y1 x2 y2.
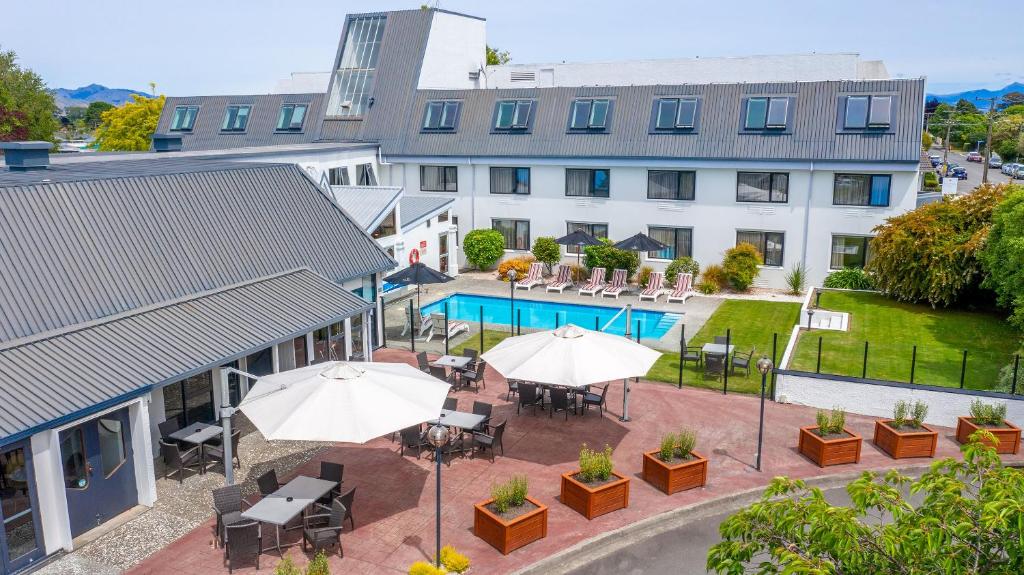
929 148 1014 191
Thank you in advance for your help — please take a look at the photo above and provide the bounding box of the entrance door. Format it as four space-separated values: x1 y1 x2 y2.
59 408 138 538
0 441 44 573
438 233 449 274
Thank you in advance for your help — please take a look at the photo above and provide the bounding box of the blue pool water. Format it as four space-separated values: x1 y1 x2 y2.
421 293 679 339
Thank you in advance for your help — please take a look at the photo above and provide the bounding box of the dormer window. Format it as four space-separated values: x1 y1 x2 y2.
493 100 534 132
169 106 199 132
422 100 461 132
221 105 251 132
276 104 308 131
744 97 790 130
842 95 893 130
655 98 697 130
568 99 610 131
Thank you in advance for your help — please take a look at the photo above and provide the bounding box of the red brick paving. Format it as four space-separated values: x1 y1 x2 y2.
129 349 1023 574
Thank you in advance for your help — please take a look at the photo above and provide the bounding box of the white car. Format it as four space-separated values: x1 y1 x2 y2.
1003 163 1022 176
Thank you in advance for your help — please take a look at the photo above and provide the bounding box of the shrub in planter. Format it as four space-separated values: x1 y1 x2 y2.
955 399 1020 454
439 546 470 574
643 429 708 495
798 407 862 467
823 267 875 290
463 229 505 270
530 236 561 274
584 239 639 281
873 400 937 459
665 257 700 285
561 444 629 519
723 243 762 291
497 255 535 281
701 263 728 290
474 475 547 555
636 265 654 288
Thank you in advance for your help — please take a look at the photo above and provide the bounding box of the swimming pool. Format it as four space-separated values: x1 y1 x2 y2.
421 293 680 339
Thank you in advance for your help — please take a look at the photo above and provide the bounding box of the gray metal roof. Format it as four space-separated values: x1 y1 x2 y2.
399 196 453 232
0 269 371 444
0 161 395 341
330 185 402 231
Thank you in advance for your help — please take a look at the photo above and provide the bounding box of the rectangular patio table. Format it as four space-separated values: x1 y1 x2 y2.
701 343 735 356
168 422 223 474
241 475 338 554
427 409 488 457
430 355 473 370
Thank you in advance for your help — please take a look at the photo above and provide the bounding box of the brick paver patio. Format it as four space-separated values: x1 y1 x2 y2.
128 348 1023 574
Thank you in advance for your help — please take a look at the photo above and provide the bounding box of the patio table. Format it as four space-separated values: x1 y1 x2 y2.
701 343 735 356
241 475 338 554
430 355 473 370
168 422 223 474
427 410 488 457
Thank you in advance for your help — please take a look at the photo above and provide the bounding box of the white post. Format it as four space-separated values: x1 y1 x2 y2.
30 430 73 553
621 304 632 422
129 398 157 506
215 367 235 485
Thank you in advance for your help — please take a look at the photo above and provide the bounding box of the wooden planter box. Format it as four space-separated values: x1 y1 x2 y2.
798 426 862 467
955 416 1021 454
642 450 708 495
872 420 938 459
560 470 630 519
473 495 548 555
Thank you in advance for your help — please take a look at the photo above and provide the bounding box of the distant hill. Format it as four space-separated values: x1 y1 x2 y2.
926 82 1024 109
52 84 151 109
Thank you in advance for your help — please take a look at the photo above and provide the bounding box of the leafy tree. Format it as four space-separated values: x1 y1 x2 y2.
722 242 762 291
93 94 164 151
980 184 1024 329
486 45 510 65
0 48 58 143
530 236 561 273
664 256 700 285
866 183 1010 307
955 98 979 114
921 130 932 150
84 101 114 129
462 229 505 270
583 238 639 281
707 431 1024 575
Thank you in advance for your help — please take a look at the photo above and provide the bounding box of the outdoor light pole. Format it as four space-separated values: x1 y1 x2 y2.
754 356 773 472
507 269 518 335
426 421 450 568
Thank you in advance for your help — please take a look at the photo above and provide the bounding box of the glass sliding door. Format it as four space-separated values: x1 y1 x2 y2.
0 442 43 572
163 372 216 427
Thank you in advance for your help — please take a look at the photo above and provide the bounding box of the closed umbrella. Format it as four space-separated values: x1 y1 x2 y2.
385 261 453 310
555 229 603 265
238 361 450 443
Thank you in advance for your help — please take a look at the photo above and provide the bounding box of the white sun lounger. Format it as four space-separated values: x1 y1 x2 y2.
545 265 574 293
666 273 695 303
638 271 666 302
425 312 469 343
578 267 606 297
514 262 545 290
601 269 629 299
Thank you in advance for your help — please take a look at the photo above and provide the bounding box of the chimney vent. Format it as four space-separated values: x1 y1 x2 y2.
151 134 183 153
0 141 51 171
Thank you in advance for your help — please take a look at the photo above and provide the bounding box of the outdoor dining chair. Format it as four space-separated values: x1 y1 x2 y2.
211 484 248 549
158 439 201 484
256 469 279 497
714 336 729 345
461 348 479 362
506 378 519 401
704 353 726 380
460 360 487 393
682 346 703 368
224 520 261 573
549 387 575 420
157 419 181 443
317 462 344 505
581 385 609 417
399 425 428 459
430 365 453 384
416 352 431 372
443 397 458 411
472 420 506 463
471 401 493 432
302 499 345 557
731 348 755 376
203 429 241 473
517 383 543 415
337 486 356 530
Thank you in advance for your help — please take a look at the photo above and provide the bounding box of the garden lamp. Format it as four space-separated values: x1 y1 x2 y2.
507 269 518 334
755 355 773 471
426 421 450 567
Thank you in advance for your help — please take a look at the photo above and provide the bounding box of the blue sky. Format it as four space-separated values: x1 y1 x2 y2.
2 0 1019 96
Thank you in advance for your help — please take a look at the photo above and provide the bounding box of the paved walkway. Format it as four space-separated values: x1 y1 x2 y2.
125 348 1022 575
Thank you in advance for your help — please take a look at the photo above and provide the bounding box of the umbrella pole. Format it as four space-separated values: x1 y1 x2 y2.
620 305 633 422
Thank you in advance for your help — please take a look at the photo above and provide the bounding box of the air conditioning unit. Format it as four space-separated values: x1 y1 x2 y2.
467 70 480 80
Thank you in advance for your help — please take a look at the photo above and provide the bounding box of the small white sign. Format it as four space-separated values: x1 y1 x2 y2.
941 177 958 196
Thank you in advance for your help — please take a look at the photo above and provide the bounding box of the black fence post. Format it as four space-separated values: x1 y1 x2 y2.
444 301 450 355
517 309 521 336
723 329 731 395
595 316 600 331
910 345 917 384
678 324 686 389
555 312 560 329
479 305 484 352
636 320 641 343
959 349 968 389
770 332 778 399
409 299 415 353
862 341 869 379
380 298 387 349
815 336 822 374
1013 354 1020 395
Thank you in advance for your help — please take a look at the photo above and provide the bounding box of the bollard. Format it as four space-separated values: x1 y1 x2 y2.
677 324 686 389
959 349 967 389
723 329 731 394
816 336 822 374
910 345 917 384
479 305 484 351
862 341 869 379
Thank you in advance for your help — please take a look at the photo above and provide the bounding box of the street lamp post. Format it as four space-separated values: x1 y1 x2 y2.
755 356 773 472
507 269 518 335
426 421 450 568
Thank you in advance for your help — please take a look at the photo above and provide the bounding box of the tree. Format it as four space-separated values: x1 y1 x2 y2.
866 183 1010 307
93 94 165 151
707 431 1024 575
955 98 979 114
486 45 510 66
462 229 505 270
530 236 561 273
84 101 114 129
722 243 762 291
980 184 1024 329
922 130 932 150
0 48 58 143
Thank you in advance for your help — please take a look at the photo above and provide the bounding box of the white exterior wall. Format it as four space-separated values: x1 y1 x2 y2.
417 11 486 89
397 209 457 276
386 159 918 288
230 148 381 191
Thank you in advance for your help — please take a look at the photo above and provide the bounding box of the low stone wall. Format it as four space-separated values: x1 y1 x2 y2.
775 370 1024 428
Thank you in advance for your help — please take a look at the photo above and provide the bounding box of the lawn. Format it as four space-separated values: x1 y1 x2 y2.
788 291 1021 390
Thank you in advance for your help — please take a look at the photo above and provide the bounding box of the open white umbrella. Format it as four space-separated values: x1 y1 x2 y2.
238 361 450 443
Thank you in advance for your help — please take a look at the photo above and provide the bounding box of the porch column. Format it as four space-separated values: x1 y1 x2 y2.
447 218 458 276
30 430 73 553
305 332 315 364
271 344 281 373
129 398 157 507
364 310 374 361
344 318 353 360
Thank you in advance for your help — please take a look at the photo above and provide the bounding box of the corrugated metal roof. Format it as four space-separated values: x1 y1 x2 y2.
0 162 395 341
0 269 372 443
330 185 403 231
399 196 453 231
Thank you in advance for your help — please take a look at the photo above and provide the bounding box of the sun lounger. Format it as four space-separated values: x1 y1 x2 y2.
601 269 629 299
545 265 574 293
514 262 545 290
578 267 606 297
400 308 433 338
425 312 469 343
666 272 695 303
638 271 666 302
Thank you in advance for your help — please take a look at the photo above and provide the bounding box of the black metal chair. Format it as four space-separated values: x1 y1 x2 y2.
430 365 453 383
212 485 248 548
731 348 755 376
223 520 261 573
517 383 542 415
714 336 729 345
682 345 703 368
462 348 479 362
506 378 519 401
302 499 345 557
581 385 609 417
460 360 487 393
337 486 356 530
443 397 458 411
471 401 492 432
317 462 344 505
399 425 428 459
203 430 241 473
158 419 181 442
416 352 431 372
159 439 201 484
256 469 279 497
472 420 506 463
549 387 575 420
704 353 726 380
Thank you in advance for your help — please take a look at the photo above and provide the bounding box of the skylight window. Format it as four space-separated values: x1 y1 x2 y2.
494 100 534 131
276 104 308 131
654 98 698 130
422 100 461 131
843 95 892 129
744 97 789 130
868 96 892 127
844 96 869 128
766 99 789 128
569 99 610 130
169 106 199 132
221 105 251 132
326 14 385 117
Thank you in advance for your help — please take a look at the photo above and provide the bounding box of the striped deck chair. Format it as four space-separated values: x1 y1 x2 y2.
638 271 666 302
667 272 695 303
601 269 629 299
514 262 545 290
545 264 574 293
578 267 606 297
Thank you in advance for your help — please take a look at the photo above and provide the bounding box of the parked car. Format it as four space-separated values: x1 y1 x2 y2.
1015 167 1024 180
989 154 1002 169
950 166 968 180
1002 163 1020 176
929 154 941 167
966 151 983 162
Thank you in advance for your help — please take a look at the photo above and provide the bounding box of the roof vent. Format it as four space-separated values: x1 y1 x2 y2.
151 134 183 153
510 71 536 82
0 141 51 170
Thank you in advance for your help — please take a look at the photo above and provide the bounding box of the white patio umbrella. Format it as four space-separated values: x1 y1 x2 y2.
481 323 660 387
238 361 451 443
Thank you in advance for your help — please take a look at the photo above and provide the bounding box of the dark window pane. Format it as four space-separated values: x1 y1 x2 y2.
676 99 697 128
424 102 442 129
440 102 459 129
765 233 784 266
833 174 870 205
1 445 38 561
170 106 198 131
766 98 788 128
656 99 678 129
493 219 530 250
59 431 88 489
590 100 609 128
770 173 789 202
870 175 891 206
571 100 591 129
648 227 676 260
328 167 350 186
678 171 696 200
845 96 869 128
294 336 308 368
184 371 214 425
246 348 274 377
97 418 126 477
745 98 768 129
358 163 377 185
831 236 873 269
868 96 891 127
566 169 590 197
512 101 531 128
647 170 678 199
496 102 515 128
593 169 609 196
737 172 771 202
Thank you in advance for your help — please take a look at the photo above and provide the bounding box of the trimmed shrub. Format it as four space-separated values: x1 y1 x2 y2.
723 243 762 291
439 546 470 574
922 171 939 191
696 281 719 295
463 229 505 270
701 264 728 289
408 562 445 575
274 557 302 575
530 236 561 274
665 257 700 285
823 268 875 290
784 262 807 295
568 263 588 282
578 444 614 482
636 265 654 288
584 239 639 281
497 255 535 281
